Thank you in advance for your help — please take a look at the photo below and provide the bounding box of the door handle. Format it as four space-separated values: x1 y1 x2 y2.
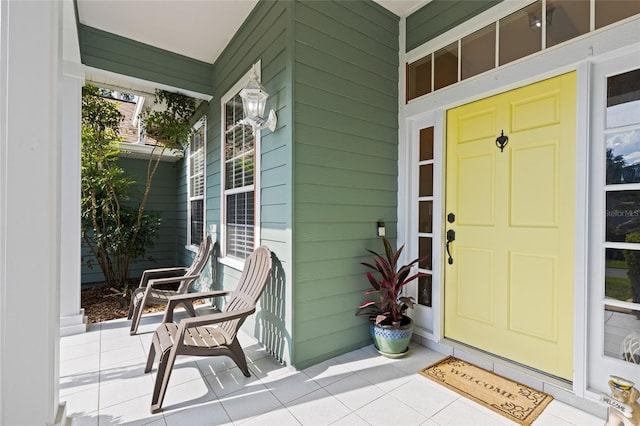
446 229 455 265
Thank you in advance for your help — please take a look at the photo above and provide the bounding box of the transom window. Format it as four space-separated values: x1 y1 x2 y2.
407 0 640 101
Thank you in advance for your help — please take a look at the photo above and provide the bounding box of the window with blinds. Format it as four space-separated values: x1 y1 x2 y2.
188 120 206 247
223 94 255 260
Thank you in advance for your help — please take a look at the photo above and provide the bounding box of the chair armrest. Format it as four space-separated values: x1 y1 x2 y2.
178 307 257 329
162 290 232 323
147 274 201 288
139 267 188 287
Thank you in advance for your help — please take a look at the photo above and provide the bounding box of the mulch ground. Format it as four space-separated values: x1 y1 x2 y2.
81 285 164 323
81 284 204 323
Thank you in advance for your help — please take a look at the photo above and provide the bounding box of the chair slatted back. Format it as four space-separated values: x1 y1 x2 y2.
220 246 272 338
177 236 213 293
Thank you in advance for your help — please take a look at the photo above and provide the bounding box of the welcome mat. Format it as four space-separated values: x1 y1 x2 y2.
420 356 553 425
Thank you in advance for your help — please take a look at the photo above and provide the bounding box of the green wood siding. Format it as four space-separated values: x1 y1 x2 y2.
81 157 179 284
208 0 293 364
78 24 213 95
406 0 503 52
292 0 399 369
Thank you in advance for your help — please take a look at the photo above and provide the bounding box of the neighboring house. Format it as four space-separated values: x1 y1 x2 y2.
2 0 639 424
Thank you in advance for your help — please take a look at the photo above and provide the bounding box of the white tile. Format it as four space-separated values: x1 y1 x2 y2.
324 373 385 411
160 377 218 414
243 407 303 426
388 376 459 418
99 370 154 409
204 366 261 398
96 394 165 425
60 340 101 361
59 371 99 398
65 413 99 426
100 345 147 369
160 360 205 388
542 400 605 426
60 329 101 348
243 344 272 364
333 346 390 373
330 413 370 426
285 388 352 426
387 345 444 375
303 358 354 388
429 398 515 426
62 385 100 418
98 363 148 387
60 353 100 377
248 355 291 379
164 401 232 426
261 370 321 404
195 354 238 375
356 394 427 426
532 410 573 425
218 383 283 423
355 362 414 392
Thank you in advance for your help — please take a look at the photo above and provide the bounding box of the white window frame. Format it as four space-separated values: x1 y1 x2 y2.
186 117 206 251
219 62 262 270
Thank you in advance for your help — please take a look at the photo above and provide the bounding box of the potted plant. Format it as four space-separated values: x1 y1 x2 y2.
357 237 427 357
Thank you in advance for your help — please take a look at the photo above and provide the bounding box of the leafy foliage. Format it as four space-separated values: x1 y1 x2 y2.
81 85 162 291
357 237 428 327
139 89 197 150
81 86 198 293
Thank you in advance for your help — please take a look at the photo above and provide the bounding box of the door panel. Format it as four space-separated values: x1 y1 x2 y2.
445 72 576 381
511 141 558 226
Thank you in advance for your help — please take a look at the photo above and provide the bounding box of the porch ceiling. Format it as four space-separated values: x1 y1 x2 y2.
76 0 424 65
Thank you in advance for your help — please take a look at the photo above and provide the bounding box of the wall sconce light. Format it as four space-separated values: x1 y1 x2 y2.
239 66 277 133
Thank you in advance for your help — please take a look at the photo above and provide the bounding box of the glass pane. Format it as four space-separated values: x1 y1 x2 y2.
607 69 640 129
407 55 432 101
461 24 496 80
419 164 434 197
499 1 542 66
606 190 640 242
190 200 203 245
420 127 434 161
419 201 433 234
605 248 640 303
606 131 640 184
434 42 458 91
604 304 640 363
418 275 433 307
546 0 590 48
419 236 432 270
596 0 640 30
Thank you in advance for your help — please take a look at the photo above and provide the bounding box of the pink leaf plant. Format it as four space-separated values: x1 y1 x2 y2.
357 237 428 328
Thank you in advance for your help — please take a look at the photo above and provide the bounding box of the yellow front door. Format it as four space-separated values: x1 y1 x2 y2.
444 72 576 381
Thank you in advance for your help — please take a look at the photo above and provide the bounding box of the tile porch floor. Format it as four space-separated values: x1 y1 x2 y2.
60 309 605 426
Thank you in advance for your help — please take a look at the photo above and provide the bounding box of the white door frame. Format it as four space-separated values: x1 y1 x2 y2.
403 110 445 342
587 47 640 396
399 14 639 399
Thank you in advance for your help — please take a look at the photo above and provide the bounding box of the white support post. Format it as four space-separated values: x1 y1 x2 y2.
0 1 65 424
60 61 87 337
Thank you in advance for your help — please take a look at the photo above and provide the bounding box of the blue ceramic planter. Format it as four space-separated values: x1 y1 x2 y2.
370 317 413 357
